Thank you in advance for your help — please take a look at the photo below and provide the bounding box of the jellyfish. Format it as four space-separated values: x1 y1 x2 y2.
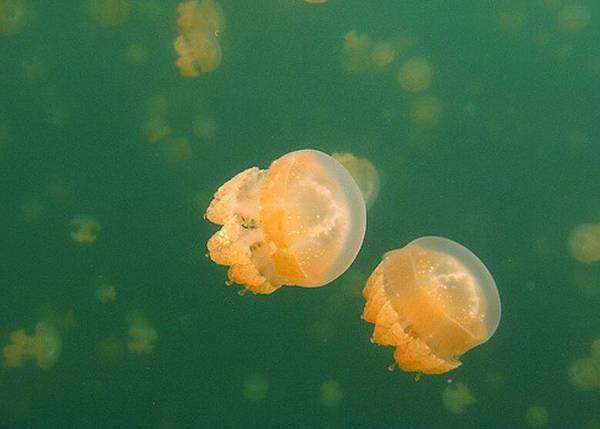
96 282 117 303
70 215 101 245
370 41 395 68
409 95 443 128
568 223 600 263
0 0 28 35
342 30 371 74
331 152 380 209
558 3 590 33
3 322 62 370
174 0 224 77
206 149 367 294
442 382 475 414
398 57 433 93
362 236 501 374
127 311 157 355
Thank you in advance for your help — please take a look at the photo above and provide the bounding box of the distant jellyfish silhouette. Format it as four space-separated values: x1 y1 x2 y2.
362 236 501 374
206 149 366 294
3 322 62 370
174 0 224 76
70 215 101 245
331 152 380 209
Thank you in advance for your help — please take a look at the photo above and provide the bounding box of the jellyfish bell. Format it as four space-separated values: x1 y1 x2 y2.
31 322 62 370
206 149 367 294
331 152 380 209
362 236 501 374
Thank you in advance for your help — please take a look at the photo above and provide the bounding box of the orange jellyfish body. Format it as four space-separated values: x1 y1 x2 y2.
362 237 501 374
206 149 366 294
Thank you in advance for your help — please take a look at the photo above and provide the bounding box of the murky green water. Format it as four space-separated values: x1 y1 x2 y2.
1 0 599 428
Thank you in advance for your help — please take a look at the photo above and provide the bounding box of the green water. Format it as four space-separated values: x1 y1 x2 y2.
1 0 599 428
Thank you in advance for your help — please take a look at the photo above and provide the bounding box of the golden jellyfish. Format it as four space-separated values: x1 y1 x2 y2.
370 41 396 68
96 283 117 303
362 236 501 374
70 215 101 245
398 56 433 93
127 312 157 355
0 0 28 35
206 149 367 294
558 3 590 33
342 30 371 74
3 322 62 370
442 382 475 414
331 152 380 209
174 0 224 77
568 223 600 263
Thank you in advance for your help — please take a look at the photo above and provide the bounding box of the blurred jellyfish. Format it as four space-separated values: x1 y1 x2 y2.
442 382 475 415
558 3 590 33
568 223 600 263
127 312 158 355
206 149 366 294
3 322 62 370
342 30 371 74
0 0 28 35
242 372 269 401
568 356 600 391
319 379 344 408
409 95 443 128
363 237 501 374
192 115 217 141
174 0 224 77
331 152 380 209
526 405 549 428
398 57 433 93
370 41 395 68
70 215 101 245
96 282 117 304
88 0 130 27
144 116 172 143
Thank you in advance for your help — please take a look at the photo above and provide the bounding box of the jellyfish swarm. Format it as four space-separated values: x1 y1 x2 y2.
174 0 224 77
362 237 501 374
3 322 62 370
206 149 366 294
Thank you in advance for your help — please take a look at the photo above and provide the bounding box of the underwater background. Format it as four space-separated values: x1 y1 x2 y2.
1 0 599 427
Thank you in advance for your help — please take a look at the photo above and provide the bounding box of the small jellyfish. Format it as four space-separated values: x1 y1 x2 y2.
206 149 366 294
442 382 475 414
558 3 590 33
362 237 501 374
370 41 396 68
3 322 62 370
144 116 172 143
568 223 600 263
342 30 371 74
174 0 224 77
125 43 149 66
0 0 28 35
398 57 433 93
70 215 101 245
127 311 157 355
331 152 380 209
192 115 217 141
